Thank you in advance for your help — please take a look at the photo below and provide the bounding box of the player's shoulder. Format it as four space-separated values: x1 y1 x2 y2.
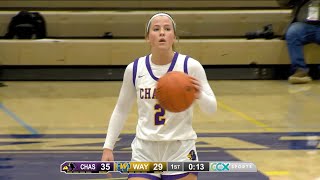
178 53 202 67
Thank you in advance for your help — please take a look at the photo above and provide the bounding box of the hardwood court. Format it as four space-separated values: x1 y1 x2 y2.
0 80 319 180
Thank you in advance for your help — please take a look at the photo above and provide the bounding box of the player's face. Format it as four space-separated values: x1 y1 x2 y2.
146 16 176 51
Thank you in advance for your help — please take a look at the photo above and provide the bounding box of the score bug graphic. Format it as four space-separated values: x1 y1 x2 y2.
60 161 256 174
60 161 114 173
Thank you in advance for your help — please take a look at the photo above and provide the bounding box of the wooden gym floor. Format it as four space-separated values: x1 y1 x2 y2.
0 80 319 180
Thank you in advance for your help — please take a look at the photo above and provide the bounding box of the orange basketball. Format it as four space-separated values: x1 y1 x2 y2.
156 71 196 112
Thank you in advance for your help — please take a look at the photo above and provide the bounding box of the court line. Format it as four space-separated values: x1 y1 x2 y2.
264 171 289 176
280 136 320 140
0 103 38 134
218 101 274 131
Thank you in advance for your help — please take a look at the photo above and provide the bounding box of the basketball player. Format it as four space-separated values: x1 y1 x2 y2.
101 12 217 180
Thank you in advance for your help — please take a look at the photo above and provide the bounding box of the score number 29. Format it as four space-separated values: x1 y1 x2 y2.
153 163 164 171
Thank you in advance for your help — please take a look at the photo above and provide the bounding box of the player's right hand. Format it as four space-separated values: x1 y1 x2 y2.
101 148 114 178
101 148 114 161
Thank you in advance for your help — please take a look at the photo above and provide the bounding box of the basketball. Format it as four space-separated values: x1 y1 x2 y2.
156 71 197 112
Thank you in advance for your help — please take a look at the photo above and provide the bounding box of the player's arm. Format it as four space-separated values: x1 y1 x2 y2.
102 62 136 153
188 59 217 114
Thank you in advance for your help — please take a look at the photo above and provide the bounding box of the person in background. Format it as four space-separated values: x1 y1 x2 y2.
286 0 320 84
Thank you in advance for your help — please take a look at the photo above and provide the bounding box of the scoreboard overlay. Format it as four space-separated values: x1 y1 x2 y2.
60 161 257 174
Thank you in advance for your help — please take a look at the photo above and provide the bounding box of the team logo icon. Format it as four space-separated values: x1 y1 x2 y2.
187 150 197 160
62 162 76 172
116 162 131 173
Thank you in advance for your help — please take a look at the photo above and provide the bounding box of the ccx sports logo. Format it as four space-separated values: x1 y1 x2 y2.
209 162 230 172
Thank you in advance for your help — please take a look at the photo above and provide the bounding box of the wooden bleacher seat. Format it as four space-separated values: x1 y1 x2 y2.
0 0 318 68
1 39 319 66
0 0 289 10
0 10 292 38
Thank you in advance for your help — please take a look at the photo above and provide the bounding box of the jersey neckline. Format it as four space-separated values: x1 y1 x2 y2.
145 52 179 81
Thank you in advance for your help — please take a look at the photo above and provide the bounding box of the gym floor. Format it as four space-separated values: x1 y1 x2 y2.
0 80 319 180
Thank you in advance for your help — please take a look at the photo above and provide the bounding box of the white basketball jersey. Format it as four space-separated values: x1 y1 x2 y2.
132 52 197 141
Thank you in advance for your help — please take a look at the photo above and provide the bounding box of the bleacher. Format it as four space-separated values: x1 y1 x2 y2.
0 0 319 80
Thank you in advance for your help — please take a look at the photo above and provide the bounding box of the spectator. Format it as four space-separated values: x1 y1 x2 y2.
286 0 320 84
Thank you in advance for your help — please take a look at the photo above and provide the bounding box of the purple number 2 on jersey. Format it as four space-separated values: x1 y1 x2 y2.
154 104 166 125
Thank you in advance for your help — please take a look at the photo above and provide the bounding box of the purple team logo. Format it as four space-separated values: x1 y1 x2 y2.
187 150 197 160
62 162 76 172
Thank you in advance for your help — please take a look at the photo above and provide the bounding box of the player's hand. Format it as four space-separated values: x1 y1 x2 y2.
101 148 114 178
101 148 114 161
189 76 201 99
